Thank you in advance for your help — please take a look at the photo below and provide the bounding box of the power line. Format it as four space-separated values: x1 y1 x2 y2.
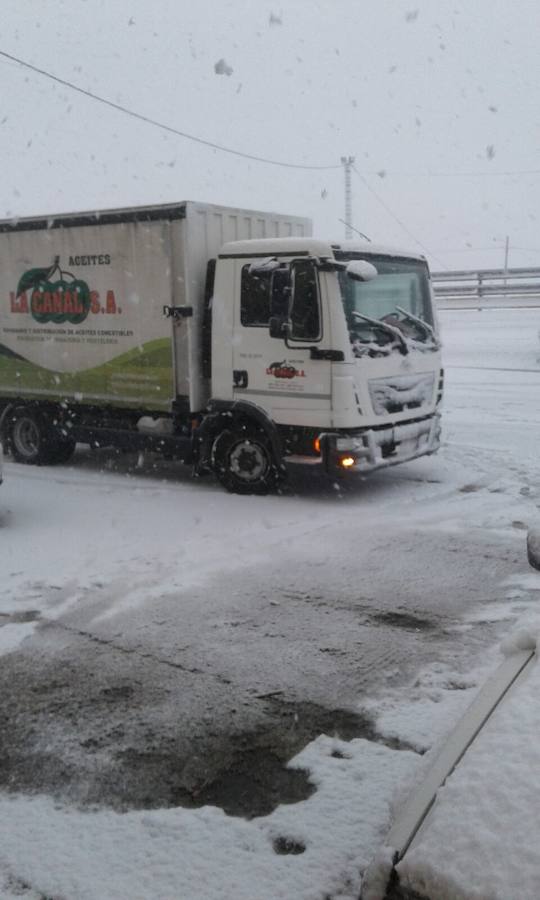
4 49 538 182
371 168 540 178
3 49 539 182
351 165 448 269
2 49 539 182
0 49 341 172
507 246 540 254
429 246 540 255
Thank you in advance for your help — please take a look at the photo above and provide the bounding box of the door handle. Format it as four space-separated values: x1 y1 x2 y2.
233 369 248 389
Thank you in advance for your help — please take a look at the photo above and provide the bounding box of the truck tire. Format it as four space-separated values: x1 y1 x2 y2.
9 407 75 465
211 425 279 495
50 436 76 464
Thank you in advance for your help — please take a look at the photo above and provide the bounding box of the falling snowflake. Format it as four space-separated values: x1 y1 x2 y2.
214 58 233 76
269 11 282 26
405 9 419 22
486 144 496 160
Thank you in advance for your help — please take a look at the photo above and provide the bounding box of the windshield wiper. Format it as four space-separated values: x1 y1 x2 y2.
395 306 439 346
351 311 409 355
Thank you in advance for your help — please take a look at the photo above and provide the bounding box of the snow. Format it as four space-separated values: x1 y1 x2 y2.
0 621 36 656
214 58 233 77
0 739 417 900
396 649 540 900
1 463 320 626
360 845 396 900
360 656 497 754
368 372 435 415
1 305 540 898
500 622 539 655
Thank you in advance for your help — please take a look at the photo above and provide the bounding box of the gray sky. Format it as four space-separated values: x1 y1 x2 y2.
1 0 540 270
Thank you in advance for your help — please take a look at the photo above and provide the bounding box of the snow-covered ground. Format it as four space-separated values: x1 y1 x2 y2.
0 306 539 900
394 642 540 900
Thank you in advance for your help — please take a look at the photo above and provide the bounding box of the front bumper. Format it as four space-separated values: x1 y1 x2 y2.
322 413 441 475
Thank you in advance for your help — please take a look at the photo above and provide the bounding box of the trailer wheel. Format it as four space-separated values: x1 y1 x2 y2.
212 425 279 495
9 408 75 465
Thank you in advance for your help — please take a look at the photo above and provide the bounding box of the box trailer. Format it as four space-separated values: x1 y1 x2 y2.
0 200 443 493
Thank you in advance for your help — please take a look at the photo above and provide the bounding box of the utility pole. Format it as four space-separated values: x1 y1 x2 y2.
503 235 509 286
341 156 355 240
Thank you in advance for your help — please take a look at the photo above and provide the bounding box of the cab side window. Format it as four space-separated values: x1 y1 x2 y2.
240 265 271 326
240 259 321 341
290 260 321 341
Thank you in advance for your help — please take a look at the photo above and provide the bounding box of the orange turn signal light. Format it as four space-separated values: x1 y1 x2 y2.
314 436 321 453
340 456 355 469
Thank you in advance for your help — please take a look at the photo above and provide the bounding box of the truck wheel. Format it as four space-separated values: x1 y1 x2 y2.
212 425 279 495
50 437 76 464
9 408 74 465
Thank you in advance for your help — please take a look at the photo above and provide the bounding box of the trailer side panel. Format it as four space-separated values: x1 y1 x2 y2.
0 220 175 411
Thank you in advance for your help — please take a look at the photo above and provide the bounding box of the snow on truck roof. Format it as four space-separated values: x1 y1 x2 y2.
219 236 426 262
0 201 310 233
0 202 423 263
0 201 191 232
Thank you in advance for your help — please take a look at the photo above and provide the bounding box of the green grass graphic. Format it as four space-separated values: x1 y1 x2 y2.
0 338 174 410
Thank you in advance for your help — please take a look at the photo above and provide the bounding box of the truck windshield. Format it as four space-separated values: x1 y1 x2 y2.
336 255 436 357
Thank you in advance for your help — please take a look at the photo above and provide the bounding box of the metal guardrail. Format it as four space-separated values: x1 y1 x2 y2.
431 266 540 301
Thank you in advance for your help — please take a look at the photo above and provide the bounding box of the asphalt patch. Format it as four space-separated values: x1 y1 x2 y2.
111 700 378 817
273 836 306 855
0 662 379 818
1 874 55 900
0 609 41 625
370 610 436 632
459 483 482 493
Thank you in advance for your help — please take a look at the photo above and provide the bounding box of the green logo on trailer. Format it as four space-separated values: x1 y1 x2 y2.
16 256 91 324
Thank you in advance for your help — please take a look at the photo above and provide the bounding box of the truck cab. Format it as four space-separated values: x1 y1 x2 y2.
209 237 442 479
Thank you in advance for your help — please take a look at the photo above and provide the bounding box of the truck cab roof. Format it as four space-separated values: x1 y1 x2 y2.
218 236 427 263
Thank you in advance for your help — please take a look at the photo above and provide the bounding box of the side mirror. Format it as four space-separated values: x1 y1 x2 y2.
269 316 288 339
346 260 378 282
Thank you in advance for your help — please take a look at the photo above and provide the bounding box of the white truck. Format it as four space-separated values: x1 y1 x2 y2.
0 200 442 493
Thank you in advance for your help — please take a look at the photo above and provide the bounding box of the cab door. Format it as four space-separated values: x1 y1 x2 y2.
232 257 333 427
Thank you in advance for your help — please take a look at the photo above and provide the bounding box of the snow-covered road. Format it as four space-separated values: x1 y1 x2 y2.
0 307 539 899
